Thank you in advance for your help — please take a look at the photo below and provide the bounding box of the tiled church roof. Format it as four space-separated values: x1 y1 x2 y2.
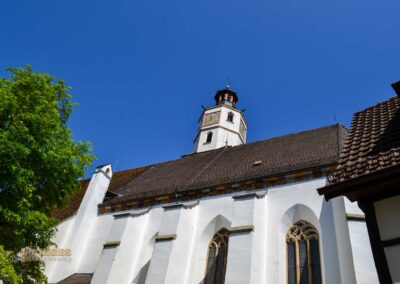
105 124 346 204
329 96 400 184
52 167 150 221
54 124 346 220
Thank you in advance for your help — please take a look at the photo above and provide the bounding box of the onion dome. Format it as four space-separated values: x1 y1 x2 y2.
214 86 238 108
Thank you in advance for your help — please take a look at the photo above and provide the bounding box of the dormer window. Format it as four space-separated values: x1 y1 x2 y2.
205 132 213 144
227 112 234 123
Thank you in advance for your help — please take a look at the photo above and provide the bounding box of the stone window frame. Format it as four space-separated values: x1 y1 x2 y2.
286 220 322 284
204 228 230 284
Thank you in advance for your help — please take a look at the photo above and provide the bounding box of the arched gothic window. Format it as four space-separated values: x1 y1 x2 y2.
205 132 213 143
204 228 229 284
286 221 322 284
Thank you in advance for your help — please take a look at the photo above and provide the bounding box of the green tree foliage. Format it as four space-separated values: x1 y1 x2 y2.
0 66 95 283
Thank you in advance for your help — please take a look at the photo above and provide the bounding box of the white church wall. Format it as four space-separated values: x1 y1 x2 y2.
343 197 379 283
225 195 256 284
46 165 113 283
163 204 199 283
107 209 154 284
43 216 73 278
347 220 379 284
186 195 234 283
330 197 357 284
145 203 199 284
268 178 328 283
46 211 114 283
344 197 364 216
91 214 130 284
77 214 114 273
90 246 118 284
130 208 163 284
46 172 378 284
250 194 267 284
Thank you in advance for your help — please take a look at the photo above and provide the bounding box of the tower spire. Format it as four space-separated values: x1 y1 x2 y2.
214 86 238 108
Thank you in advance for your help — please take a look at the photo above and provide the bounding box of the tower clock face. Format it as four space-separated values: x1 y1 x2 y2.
203 111 221 127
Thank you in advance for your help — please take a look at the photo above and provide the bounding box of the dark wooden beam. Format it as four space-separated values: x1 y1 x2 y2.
358 201 393 284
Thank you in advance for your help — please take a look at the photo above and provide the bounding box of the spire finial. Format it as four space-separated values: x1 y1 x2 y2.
226 77 230 90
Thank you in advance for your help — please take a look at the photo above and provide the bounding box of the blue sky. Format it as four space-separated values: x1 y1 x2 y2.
1 0 399 176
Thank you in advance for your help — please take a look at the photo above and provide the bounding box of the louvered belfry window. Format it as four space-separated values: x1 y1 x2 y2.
204 229 229 284
286 221 322 284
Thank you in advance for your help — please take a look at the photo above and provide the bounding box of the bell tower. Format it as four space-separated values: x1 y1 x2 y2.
194 86 247 153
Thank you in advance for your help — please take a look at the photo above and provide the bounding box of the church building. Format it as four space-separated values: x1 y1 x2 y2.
46 87 379 284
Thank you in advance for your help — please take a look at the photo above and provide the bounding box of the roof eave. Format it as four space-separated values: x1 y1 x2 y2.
317 164 400 202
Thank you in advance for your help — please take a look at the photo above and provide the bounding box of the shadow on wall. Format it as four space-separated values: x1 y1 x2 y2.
132 260 150 284
319 199 341 284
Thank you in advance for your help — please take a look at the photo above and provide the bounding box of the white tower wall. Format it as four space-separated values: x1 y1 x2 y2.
194 105 247 153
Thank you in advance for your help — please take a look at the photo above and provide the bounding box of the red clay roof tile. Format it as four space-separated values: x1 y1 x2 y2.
329 96 400 184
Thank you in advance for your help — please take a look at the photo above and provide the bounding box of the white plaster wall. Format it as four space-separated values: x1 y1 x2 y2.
106 209 156 284
347 220 379 284
270 178 329 284
196 129 219 152
44 216 74 277
330 197 357 284
267 178 361 284
91 215 130 284
46 165 113 283
78 215 114 273
186 195 234 283
131 208 163 283
225 196 255 284
344 198 364 215
343 194 377 283
164 205 199 283
250 195 267 284
46 175 378 284
91 246 118 283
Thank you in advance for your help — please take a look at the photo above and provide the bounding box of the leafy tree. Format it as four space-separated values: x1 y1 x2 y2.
0 66 95 283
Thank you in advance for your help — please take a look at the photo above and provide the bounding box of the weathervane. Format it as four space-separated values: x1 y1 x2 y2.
226 77 230 90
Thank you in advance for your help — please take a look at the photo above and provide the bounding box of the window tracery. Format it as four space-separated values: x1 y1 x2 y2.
204 228 229 284
286 221 322 284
